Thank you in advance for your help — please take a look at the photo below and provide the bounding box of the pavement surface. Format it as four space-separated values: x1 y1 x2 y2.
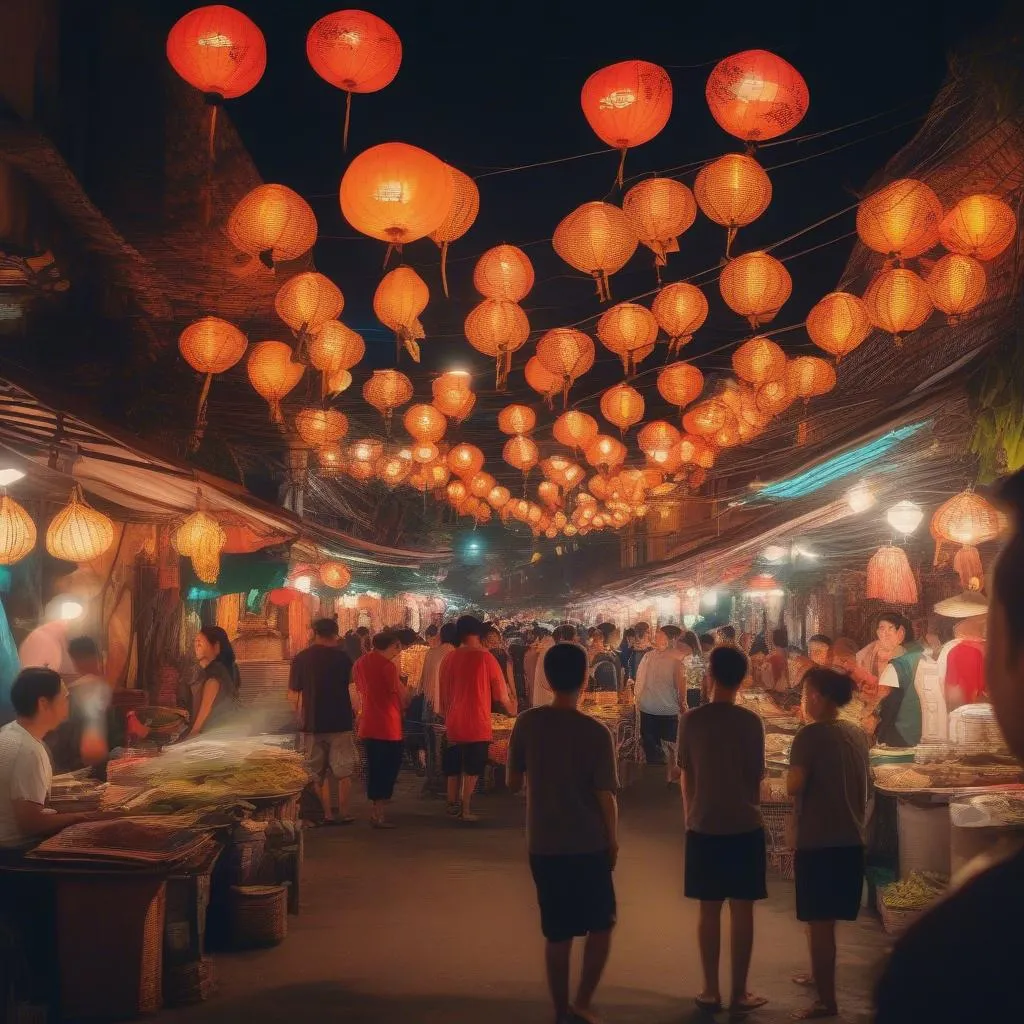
161 770 891 1024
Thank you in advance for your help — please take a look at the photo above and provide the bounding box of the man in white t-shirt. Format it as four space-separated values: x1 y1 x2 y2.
0 667 101 848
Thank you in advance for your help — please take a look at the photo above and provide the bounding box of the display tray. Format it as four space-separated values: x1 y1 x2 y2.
28 818 215 868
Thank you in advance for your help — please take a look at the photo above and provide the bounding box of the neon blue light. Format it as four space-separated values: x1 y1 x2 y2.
752 422 927 501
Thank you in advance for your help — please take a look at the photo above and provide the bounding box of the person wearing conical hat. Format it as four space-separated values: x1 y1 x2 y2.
934 590 988 714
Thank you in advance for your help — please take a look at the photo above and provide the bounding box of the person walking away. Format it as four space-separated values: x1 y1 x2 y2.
677 645 767 1015
439 616 516 821
786 668 870 1020
635 625 685 777
529 628 556 707
508 642 619 1024
289 618 356 825
483 624 517 707
420 622 456 785
188 626 240 736
46 636 115 774
588 626 622 694
874 468 1024 1023
353 632 411 828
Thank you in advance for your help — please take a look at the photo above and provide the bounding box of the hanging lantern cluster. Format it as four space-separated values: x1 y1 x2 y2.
275 273 344 351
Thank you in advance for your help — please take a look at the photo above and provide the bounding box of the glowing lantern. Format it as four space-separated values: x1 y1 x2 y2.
552 202 638 302
887 500 924 537
498 404 536 436
866 545 918 605
348 439 383 465
309 320 365 374
317 444 345 478
524 356 561 408
553 410 599 452
536 328 595 407
580 60 672 184
227 184 317 268
678 434 716 470
474 244 534 301
275 273 344 345
413 462 449 492
637 420 681 462
295 407 348 450
652 283 708 354
732 336 786 386
474 504 493 525
806 292 871 362
447 480 468 506
179 316 248 448
410 442 439 465
346 447 378 482
465 299 530 389
375 450 412 488
720 251 792 328
600 382 645 433
596 302 658 377
44 486 113 563
306 9 401 148
447 443 485 480
426 165 481 297
403 403 447 444
318 561 352 591
756 377 795 417
683 399 737 440
846 482 875 514
468 472 496 500
694 153 772 254
431 371 475 422
362 368 413 430
586 434 627 474
863 267 933 344
325 369 352 396
167 5 266 99
719 380 768 440
786 356 836 402
856 179 942 260
932 488 1003 546
926 253 987 323
706 50 809 142
373 266 429 362
622 178 696 268
176 508 226 585
339 142 453 250
939 194 1016 261
503 435 540 475
247 341 304 423
657 361 705 412
488 485 511 509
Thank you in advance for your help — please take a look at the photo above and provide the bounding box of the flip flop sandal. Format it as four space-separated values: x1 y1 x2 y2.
695 997 723 1014
459 812 482 823
791 975 816 988
791 1004 838 1020
729 994 768 1015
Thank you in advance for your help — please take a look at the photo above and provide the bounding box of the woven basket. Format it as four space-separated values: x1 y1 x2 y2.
229 885 288 948
164 956 217 1006
876 891 927 936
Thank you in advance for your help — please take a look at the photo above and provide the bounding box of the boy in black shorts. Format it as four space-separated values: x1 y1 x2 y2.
508 642 619 1024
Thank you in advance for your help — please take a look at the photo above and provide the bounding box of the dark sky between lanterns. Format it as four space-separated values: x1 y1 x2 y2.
158 1 998 561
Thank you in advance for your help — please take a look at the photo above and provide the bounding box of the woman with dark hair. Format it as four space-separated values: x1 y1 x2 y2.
188 625 241 736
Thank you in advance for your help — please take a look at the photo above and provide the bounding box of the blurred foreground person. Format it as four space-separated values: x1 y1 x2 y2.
47 636 115 774
787 669 870 1020
875 470 1024 1023
508 642 618 1024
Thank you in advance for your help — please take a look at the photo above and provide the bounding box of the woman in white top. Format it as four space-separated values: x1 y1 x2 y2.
635 625 686 780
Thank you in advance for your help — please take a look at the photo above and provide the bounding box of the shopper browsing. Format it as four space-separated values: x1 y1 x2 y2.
787 668 871 1020
508 642 619 1024
677 644 767 1015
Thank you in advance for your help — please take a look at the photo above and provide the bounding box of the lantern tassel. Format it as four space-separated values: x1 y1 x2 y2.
343 90 353 153
269 399 283 425
440 241 450 298
189 373 214 452
725 225 737 258
615 147 627 189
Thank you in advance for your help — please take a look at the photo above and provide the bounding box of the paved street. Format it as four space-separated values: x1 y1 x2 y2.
162 771 891 1023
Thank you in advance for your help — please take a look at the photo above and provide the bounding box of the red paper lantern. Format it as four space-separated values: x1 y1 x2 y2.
167 5 266 100
706 50 809 142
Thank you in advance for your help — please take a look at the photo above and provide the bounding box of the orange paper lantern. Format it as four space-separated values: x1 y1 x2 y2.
474 244 534 301
275 272 344 338
362 368 413 428
596 302 658 377
637 420 681 461
720 251 792 328
678 434 716 469
926 253 987 323
856 179 943 259
295 407 348 448
524 356 561 408
503 435 540 474
553 410 599 451
488 485 512 510
536 328 595 406
410 441 440 465
932 488 1004 546
320 560 353 590
375 451 413 488
247 341 305 423
403 403 447 444
447 443 485 480
683 399 737 439
787 356 836 402
340 142 453 247
863 267 933 343
657 361 705 410
497 404 536 436
755 377 795 417
600 382 645 433
431 371 475 422
552 202 638 302
309 320 365 375
430 166 480 296
316 444 346 478
694 153 772 254
939 194 1017 261
622 178 696 266
866 545 918 605
732 336 786 386
325 368 352 396
374 265 429 362
307 10 401 148
585 434 628 473
227 184 317 268
806 292 871 362
706 50 809 142
167 5 266 100
651 283 708 354
468 472 497 500
465 299 530 389
179 316 248 447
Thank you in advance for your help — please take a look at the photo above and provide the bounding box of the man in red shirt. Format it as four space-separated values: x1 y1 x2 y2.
439 615 516 822
353 632 412 829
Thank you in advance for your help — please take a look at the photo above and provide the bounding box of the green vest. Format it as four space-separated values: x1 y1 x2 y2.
890 644 924 747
